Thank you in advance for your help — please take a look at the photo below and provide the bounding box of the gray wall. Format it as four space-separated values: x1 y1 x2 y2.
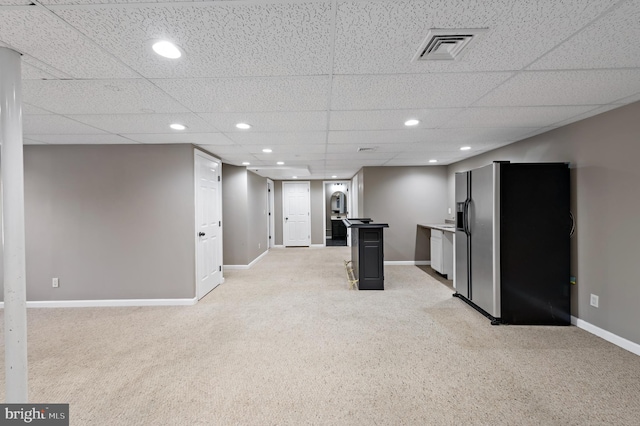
274 181 283 246
1 144 196 301
222 165 267 266
447 101 640 346
310 180 324 245
247 170 268 261
361 166 448 262
222 164 249 266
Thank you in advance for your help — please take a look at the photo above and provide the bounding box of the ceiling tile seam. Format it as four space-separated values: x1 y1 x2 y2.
29 0 205 122
0 42 73 79
543 105 616 128
30 0 148 81
50 114 118 134
523 0 630 72
323 0 339 172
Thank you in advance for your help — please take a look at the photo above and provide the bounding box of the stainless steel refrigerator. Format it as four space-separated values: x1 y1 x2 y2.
454 162 571 325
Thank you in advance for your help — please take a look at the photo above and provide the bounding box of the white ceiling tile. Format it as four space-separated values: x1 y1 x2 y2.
329 109 462 130
331 73 512 110
326 143 418 154
324 159 390 167
477 70 640 106
225 132 326 146
23 115 107 134
529 0 640 70
25 134 138 144
333 0 617 74
0 9 138 78
23 104 54 115
243 144 326 155
198 111 327 133
68 113 217 134
55 2 333 78
154 77 329 112
325 152 397 161
21 63 58 80
442 106 598 128
0 0 34 5
196 144 251 156
22 79 190 114
122 133 233 145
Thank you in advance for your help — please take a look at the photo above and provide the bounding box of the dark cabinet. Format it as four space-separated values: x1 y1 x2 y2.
331 219 347 239
344 218 389 290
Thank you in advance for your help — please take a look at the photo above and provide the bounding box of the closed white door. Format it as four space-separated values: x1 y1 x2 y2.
283 181 310 247
195 151 222 299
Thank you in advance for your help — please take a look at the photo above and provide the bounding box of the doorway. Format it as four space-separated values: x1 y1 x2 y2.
194 150 223 299
282 181 311 247
324 181 350 247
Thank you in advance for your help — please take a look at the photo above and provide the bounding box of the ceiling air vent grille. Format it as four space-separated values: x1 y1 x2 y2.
413 28 488 61
357 147 377 152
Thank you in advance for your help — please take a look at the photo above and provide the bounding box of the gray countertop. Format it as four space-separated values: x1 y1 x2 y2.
418 223 456 233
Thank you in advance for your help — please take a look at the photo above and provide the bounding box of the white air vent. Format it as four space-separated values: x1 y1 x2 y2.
357 147 377 152
413 28 488 62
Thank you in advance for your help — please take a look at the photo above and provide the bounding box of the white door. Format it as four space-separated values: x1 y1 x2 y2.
283 181 310 247
195 150 223 299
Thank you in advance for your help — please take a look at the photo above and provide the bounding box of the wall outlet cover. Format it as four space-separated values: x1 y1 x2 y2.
590 294 599 308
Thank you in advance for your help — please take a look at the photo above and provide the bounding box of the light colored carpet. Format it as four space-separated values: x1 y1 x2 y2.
1 247 639 425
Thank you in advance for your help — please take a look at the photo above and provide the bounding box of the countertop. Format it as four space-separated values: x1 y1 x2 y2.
343 218 389 228
418 223 456 233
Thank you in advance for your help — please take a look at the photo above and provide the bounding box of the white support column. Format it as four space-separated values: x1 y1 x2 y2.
0 47 28 403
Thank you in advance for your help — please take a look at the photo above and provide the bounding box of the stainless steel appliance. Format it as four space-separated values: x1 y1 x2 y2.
455 162 571 325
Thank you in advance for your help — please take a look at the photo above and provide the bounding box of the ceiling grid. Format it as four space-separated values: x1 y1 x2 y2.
0 0 638 178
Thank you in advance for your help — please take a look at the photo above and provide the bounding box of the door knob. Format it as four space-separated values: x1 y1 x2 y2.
285 217 288 220
198 232 205 237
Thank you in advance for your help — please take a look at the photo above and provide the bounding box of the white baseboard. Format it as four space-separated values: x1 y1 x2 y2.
224 249 269 270
310 244 325 248
0 298 198 309
385 260 431 266
571 316 640 356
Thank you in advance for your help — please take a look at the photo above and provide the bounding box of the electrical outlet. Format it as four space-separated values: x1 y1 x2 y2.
590 294 599 308
448 207 452 215
52 278 59 288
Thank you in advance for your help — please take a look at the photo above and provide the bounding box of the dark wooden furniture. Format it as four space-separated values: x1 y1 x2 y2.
343 218 389 290
331 219 347 239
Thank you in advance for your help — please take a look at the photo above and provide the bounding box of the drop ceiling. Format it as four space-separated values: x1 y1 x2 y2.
2 0 639 179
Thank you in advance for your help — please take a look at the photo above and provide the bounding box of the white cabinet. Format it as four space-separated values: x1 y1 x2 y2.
430 230 443 273
431 229 453 279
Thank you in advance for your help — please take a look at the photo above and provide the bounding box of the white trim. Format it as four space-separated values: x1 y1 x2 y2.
571 316 640 356
224 249 269 270
311 244 325 248
385 261 431 266
0 298 198 309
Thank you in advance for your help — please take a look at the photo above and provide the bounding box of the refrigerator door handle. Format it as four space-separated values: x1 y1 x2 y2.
463 199 471 236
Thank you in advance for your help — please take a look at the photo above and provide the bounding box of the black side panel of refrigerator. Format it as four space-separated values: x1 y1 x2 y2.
499 163 571 325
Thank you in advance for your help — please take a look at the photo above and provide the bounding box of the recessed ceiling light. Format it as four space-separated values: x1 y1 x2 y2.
152 40 182 59
429 159 438 163
332 175 337 178
460 146 471 151
169 123 186 130
262 148 272 153
242 162 250 165
236 122 251 130
292 176 298 179
277 161 284 165
404 119 420 126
